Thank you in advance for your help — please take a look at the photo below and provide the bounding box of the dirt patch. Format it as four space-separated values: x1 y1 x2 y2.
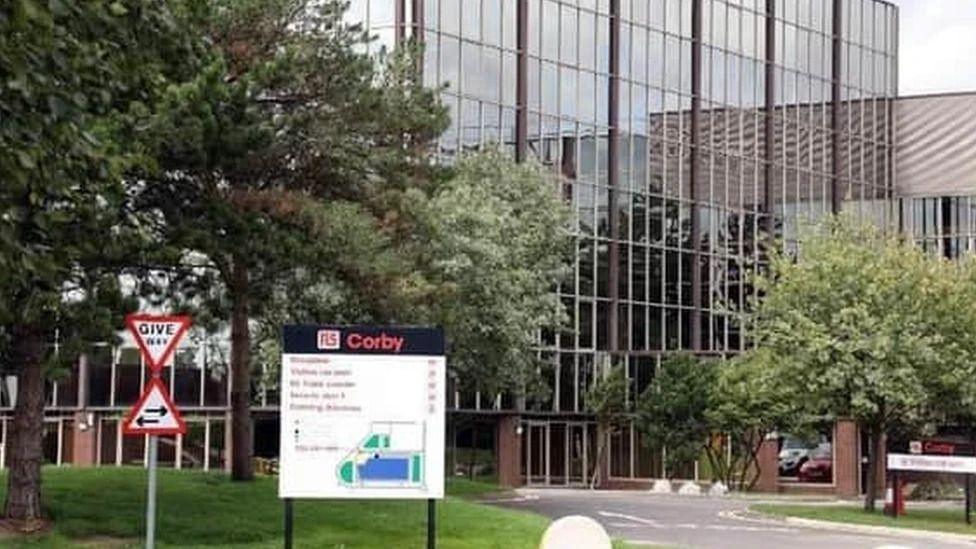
0 524 135 548
0 517 54 536
75 535 138 548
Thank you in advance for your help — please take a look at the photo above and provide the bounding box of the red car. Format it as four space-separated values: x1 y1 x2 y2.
798 444 832 483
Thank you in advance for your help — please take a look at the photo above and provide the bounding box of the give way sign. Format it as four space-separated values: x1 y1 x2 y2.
122 377 186 436
125 313 192 372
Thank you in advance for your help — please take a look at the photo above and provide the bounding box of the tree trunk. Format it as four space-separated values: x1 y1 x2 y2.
468 424 477 480
448 415 456 477
4 323 46 522
703 444 723 485
743 432 764 491
745 449 762 492
864 425 884 512
230 260 254 481
589 424 608 489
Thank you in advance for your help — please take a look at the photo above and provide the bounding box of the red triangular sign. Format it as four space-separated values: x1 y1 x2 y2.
122 377 187 436
125 313 192 372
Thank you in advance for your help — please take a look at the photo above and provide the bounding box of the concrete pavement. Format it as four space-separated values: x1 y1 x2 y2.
491 488 973 548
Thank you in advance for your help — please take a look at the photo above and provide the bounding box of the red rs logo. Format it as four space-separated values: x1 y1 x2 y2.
317 330 340 350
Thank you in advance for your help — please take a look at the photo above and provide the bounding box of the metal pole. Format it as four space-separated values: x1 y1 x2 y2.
831 0 843 214
427 499 436 549
885 472 891 518
284 498 294 549
892 471 898 519
146 435 159 549
966 475 972 525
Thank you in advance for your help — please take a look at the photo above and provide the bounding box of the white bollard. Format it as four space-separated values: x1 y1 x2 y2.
540 515 612 549
650 479 672 494
708 481 728 497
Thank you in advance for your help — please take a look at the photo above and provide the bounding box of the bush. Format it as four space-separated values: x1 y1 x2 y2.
909 479 963 501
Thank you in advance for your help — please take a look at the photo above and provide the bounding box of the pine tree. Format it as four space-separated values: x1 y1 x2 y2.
0 0 202 522
134 0 447 480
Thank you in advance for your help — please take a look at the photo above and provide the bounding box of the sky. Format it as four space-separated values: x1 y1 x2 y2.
897 0 976 95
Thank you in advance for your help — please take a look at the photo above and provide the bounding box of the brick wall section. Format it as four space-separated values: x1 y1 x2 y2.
71 411 97 466
754 437 780 492
834 419 860 497
496 415 522 487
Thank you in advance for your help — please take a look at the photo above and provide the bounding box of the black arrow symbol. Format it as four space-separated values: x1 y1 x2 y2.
136 416 159 427
143 406 168 417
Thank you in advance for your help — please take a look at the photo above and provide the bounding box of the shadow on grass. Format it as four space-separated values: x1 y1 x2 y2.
752 503 976 537
0 467 550 549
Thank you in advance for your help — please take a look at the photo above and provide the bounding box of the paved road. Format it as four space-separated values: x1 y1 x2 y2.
492 488 972 549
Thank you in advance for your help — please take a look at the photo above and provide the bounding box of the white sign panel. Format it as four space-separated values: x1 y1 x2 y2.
122 378 186 436
125 314 192 371
279 326 445 500
887 453 976 474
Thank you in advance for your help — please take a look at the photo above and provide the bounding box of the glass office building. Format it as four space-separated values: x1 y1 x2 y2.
896 93 976 258
344 0 898 485
0 1 897 487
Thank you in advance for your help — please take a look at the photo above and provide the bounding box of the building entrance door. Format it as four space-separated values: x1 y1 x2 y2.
524 421 549 485
522 421 592 486
567 422 588 485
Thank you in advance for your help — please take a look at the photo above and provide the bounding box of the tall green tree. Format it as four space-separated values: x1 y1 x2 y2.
0 0 202 522
584 359 631 488
747 217 976 510
637 354 718 480
135 0 447 480
635 351 796 489
251 149 574 411
708 350 799 490
416 149 573 404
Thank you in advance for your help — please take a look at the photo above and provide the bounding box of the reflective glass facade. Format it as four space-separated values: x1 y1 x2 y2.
352 0 896 418
0 0 899 484
367 0 898 484
901 196 976 259
341 3 898 479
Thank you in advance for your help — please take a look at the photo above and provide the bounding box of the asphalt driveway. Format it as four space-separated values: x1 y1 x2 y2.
492 488 972 549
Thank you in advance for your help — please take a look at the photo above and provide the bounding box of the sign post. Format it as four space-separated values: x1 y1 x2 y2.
146 435 158 548
428 497 436 549
122 313 191 549
888 453 976 525
967 474 972 525
283 498 294 549
279 325 445 547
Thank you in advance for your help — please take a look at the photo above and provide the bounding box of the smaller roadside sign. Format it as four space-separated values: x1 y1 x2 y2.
122 377 186 436
907 439 974 456
125 313 192 372
888 453 976 475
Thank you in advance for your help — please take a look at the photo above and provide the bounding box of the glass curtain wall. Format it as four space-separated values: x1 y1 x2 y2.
348 0 897 482
525 0 614 415
772 0 834 249
420 0 520 159
700 0 767 354
838 0 896 227
901 196 976 258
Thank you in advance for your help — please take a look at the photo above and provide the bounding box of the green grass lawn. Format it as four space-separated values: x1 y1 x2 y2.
440 476 509 499
753 503 976 536
0 468 549 548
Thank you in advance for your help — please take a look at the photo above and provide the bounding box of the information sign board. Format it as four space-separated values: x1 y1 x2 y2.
279 325 445 500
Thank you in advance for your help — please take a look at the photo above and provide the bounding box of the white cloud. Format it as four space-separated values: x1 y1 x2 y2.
897 0 976 95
